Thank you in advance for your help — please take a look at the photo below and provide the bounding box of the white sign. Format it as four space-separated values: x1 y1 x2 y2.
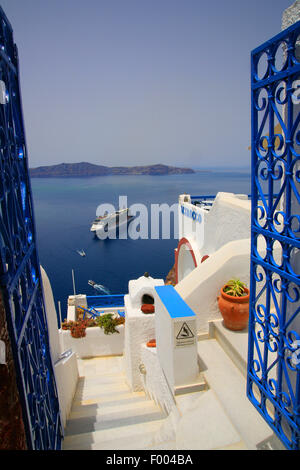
174 321 196 348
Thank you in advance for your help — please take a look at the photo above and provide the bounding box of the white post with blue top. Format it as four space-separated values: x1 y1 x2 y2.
154 285 200 394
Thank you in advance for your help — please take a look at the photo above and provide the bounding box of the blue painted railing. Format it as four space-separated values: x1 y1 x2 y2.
190 195 217 200
191 194 216 200
190 195 215 207
248 20 300 450
190 193 279 202
86 294 125 309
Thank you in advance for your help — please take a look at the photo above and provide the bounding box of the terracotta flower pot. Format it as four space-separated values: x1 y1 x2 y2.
218 286 250 331
147 339 156 347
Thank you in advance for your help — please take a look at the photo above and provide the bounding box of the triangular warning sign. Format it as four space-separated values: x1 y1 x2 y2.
176 322 194 340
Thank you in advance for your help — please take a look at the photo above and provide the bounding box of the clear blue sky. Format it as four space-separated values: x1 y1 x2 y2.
0 0 293 168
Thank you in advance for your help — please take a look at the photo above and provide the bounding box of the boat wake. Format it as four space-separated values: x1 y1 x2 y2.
88 280 111 295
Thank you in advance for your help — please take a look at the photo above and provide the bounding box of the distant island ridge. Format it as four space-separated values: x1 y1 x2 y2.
29 162 196 177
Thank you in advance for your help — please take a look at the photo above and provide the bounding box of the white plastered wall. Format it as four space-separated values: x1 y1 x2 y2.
124 294 157 391
177 192 251 284
175 237 281 335
201 192 251 256
177 237 201 282
60 324 124 359
179 193 251 252
175 239 251 334
124 275 164 391
41 266 79 428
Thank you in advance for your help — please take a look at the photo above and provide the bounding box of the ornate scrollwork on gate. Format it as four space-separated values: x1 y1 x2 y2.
0 8 62 449
249 21 300 450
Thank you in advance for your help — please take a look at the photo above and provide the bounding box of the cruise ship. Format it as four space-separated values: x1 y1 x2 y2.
90 208 134 235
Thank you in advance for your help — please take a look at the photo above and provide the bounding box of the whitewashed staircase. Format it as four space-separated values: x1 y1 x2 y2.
63 322 286 450
62 356 169 450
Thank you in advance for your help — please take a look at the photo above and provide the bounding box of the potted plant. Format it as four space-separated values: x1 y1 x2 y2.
218 279 250 331
70 319 88 338
61 318 97 338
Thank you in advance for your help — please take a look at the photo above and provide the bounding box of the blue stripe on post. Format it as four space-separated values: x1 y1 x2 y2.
155 285 196 318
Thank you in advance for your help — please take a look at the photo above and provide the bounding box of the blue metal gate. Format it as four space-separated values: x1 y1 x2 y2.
0 8 62 449
248 20 300 450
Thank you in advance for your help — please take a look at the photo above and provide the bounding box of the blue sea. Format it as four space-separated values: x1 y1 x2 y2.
31 170 251 321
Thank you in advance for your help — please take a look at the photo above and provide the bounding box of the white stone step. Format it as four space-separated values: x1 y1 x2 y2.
63 417 166 450
146 440 177 450
63 355 169 450
65 408 165 437
73 381 131 401
197 338 273 450
65 401 165 436
76 356 124 376
72 391 146 407
76 372 126 385
69 395 161 420
176 389 246 450
209 320 248 377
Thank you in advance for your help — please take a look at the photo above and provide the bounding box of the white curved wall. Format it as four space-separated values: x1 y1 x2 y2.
175 237 281 335
41 266 62 362
203 193 251 255
41 266 79 428
175 239 251 334
178 244 197 282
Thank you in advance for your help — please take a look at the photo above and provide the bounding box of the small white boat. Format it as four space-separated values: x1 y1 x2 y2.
77 249 86 257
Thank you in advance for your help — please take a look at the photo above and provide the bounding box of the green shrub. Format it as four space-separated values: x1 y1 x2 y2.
96 313 125 335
